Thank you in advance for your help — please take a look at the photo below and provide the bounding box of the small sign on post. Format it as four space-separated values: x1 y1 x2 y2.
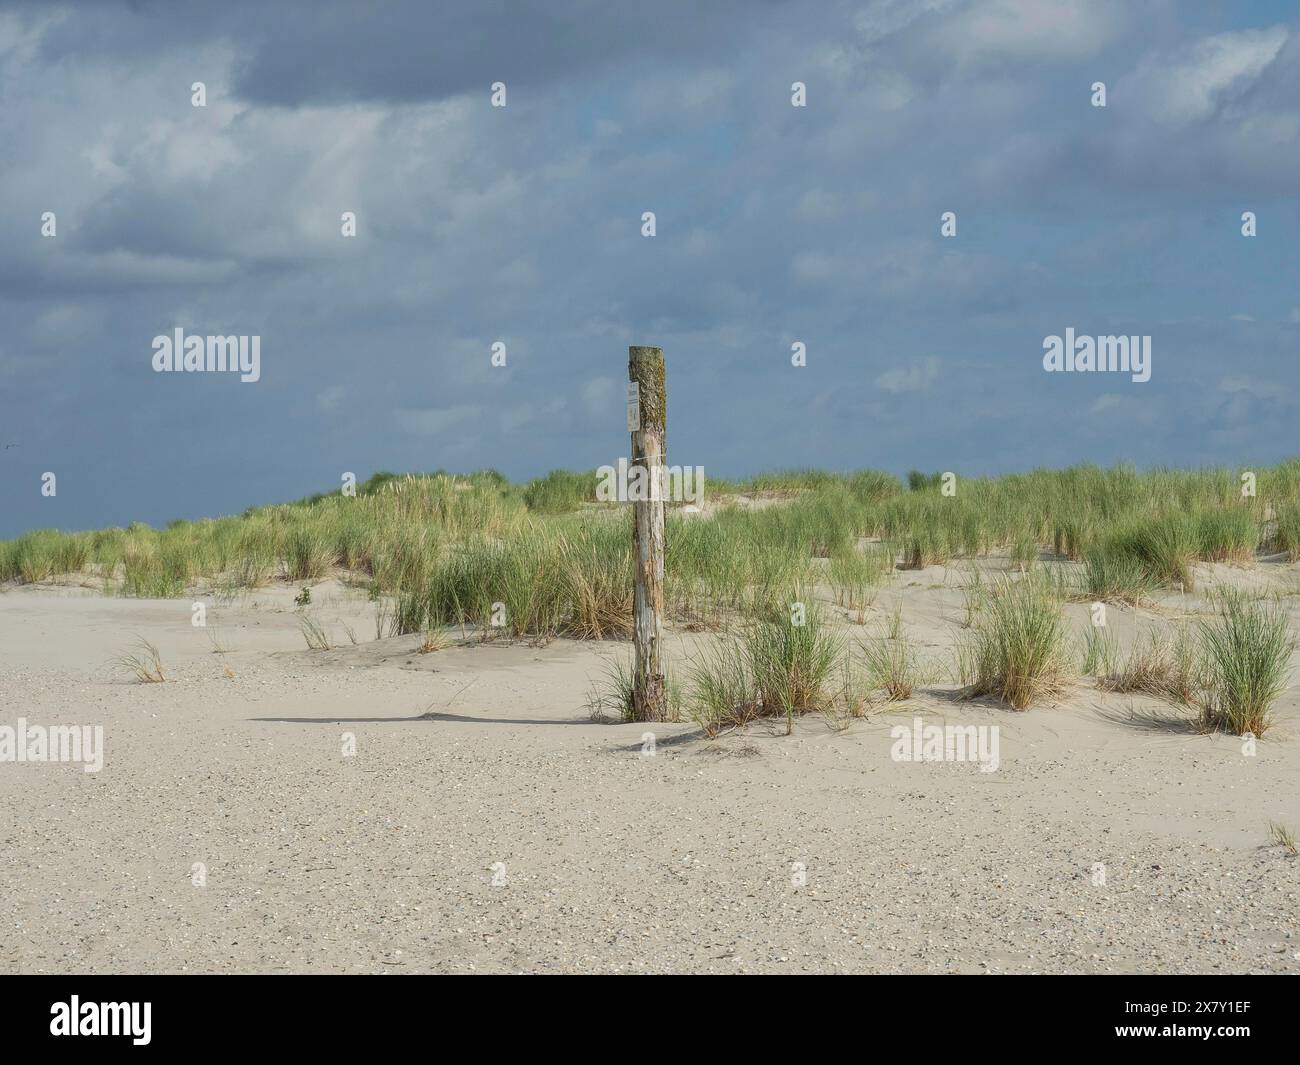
626 381 640 433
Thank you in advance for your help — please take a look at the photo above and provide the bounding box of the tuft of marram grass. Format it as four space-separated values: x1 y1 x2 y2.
1197 506 1258 564
417 626 448 654
1195 591 1292 736
1109 513 1200 591
285 526 336 581
523 468 599 513
1010 533 1039 571
962 576 1070 710
858 629 924 701
828 545 889 622
1082 543 1156 605
746 603 844 720
298 614 332 651
584 655 681 723
824 659 872 729
1267 821 1298 857
1273 503 1300 560
1101 626 1199 706
685 635 757 737
1080 623 1118 677
685 599 845 735
116 636 165 683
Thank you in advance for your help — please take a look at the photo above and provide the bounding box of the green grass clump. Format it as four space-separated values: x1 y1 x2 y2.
1273 503 1300 560
524 469 597 513
906 470 945 492
298 614 333 651
1080 623 1119 677
1010 533 1039 570
404 519 631 640
1196 506 1258 563
858 630 924 701
746 603 844 720
1082 542 1158 605
686 599 845 735
120 538 191 598
962 576 1070 709
685 638 756 737
1196 591 1292 736
829 545 891 621
285 526 336 580
585 656 638 722
1108 513 1200 591
1052 514 1096 560
1268 821 1298 857
900 527 954 569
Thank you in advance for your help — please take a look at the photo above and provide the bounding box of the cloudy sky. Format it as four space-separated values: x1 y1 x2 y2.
2 0 1299 536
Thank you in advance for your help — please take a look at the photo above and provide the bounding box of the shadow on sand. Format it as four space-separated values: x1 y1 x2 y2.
248 711 593 726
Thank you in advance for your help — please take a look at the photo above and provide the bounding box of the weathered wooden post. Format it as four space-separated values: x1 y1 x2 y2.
628 345 666 722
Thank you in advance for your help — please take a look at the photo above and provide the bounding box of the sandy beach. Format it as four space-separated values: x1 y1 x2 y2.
3 563 1297 975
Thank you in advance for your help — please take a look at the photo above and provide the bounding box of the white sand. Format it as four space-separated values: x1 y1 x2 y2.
2 565 1298 973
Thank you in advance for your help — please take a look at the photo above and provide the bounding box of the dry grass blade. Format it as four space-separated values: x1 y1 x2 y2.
298 614 333 651
1267 821 1298 857
116 636 166 683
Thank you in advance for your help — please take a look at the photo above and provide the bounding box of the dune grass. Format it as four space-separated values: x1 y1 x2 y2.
1268 821 1298 857
961 576 1070 709
298 614 333 651
1100 626 1199 706
858 629 925 701
1080 623 1119 677
686 600 845 735
1082 543 1157 605
829 544 891 622
1195 591 1293 736
115 636 166 683
2 461 1297 669
684 635 757 737
5 459 1296 742
1273 504 1300 560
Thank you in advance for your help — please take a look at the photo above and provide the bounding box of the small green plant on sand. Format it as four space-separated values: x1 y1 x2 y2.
1196 591 1292 736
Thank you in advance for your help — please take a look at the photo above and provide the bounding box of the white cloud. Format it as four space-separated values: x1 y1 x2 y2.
316 385 346 413
876 357 940 393
853 0 958 46
394 405 481 436
1085 393 1164 430
930 0 1125 62
1123 27 1288 125
27 305 97 348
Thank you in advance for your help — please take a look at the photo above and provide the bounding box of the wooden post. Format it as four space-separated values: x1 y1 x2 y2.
628 345 666 722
